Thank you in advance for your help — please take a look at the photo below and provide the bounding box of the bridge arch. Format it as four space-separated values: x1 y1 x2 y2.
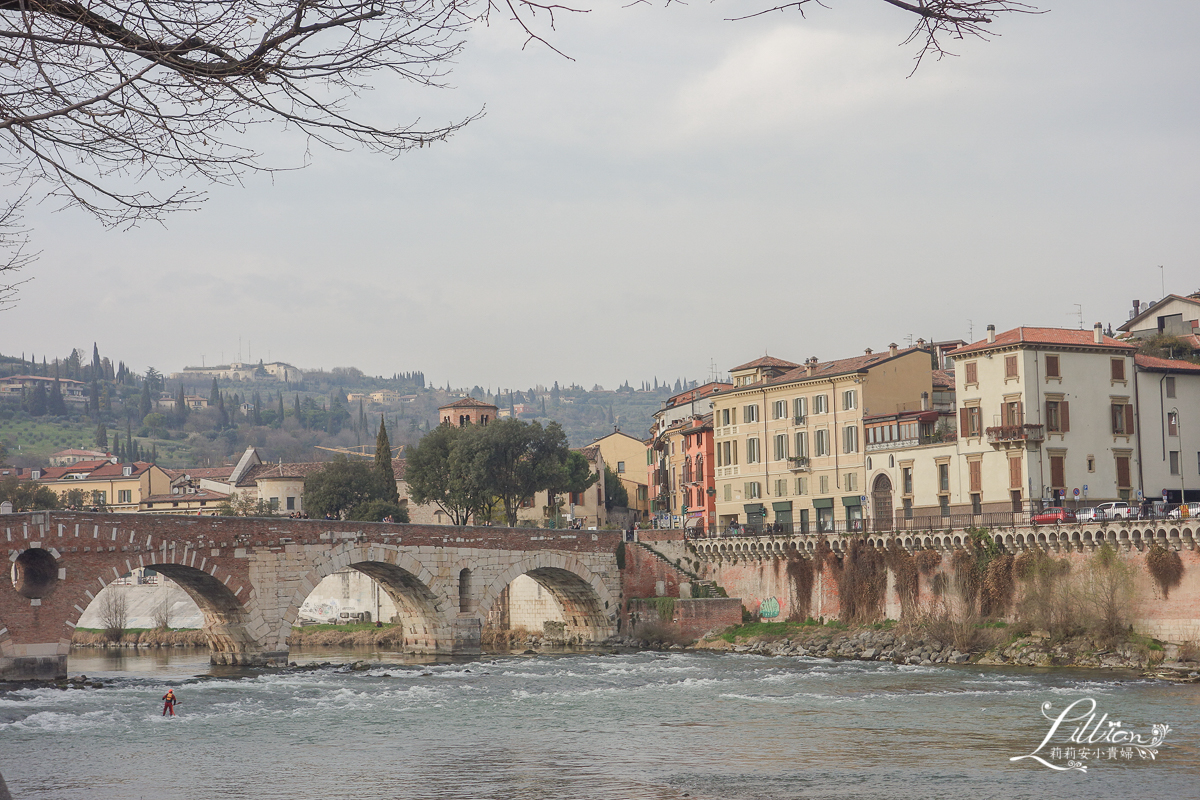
477 553 616 644
281 542 452 655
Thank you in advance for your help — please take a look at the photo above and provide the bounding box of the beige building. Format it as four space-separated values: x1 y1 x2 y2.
36 459 172 512
711 346 933 532
1117 293 1200 355
439 397 498 427
519 444 606 528
591 429 650 515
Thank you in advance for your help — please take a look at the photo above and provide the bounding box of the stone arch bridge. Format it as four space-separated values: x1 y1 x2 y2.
1 512 623 681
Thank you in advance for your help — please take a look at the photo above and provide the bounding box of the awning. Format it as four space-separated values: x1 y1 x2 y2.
685 517 702 528
772 501 793 512
842 495 862 507
812 498 834 509
743 503 765 514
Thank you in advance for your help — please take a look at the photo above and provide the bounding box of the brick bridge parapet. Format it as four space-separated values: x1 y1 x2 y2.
1 512 622 681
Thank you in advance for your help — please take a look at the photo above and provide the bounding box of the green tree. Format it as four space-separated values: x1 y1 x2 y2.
174 384 189 425
210 378 220 406
0 477 60 510
303 456 403 520
604 464 629 511
143 412 167 436
545 450 598 526
95 423 108 451
405 423 483 525
48 375 67 415
374 417 399 503
27 381 47 416
252 391 263 426
276 392 285 429
471 418 570 527
139 380 152 418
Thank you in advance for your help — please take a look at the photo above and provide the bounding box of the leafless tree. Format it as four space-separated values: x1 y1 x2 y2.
0 0 1035 257
0 194 34 309
728 1 1040 69
99 585 129 642
153 590 172 630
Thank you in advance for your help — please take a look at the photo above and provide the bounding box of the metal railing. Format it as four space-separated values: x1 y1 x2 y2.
985 424 1044 444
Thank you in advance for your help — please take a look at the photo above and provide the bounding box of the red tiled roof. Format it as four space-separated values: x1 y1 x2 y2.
665 381 733 408
1134 353 1200 373
729 356 800 372
51 449 108 458
86 461 155 478
439 397 499 410
952 327 1136 356
237 461 332 487
577 444 602 462
932 369 955 389
750 346 926 389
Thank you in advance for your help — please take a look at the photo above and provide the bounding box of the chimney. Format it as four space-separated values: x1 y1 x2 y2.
916 338 926 348
805 358 816 377
986 324 996 344
1093 322 1103 344
864 348 873 355
921 391 929 411
888 343 898 358
1133 299 1140 317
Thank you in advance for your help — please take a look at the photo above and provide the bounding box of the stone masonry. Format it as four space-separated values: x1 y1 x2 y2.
1 512 622 681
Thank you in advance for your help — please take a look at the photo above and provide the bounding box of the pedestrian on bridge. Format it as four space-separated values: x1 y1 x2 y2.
162 688 179 716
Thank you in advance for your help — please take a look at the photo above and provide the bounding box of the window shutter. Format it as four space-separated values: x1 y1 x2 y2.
1116 457 1131 487
1050 456 1065 488
1061 401 1069 432
960 407 969 437
1124 404 1134 435
1009 457 1022 489
969 461 982 492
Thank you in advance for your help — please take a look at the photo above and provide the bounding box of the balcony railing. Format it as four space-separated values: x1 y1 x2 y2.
787 456 810 472
985 424 1044 445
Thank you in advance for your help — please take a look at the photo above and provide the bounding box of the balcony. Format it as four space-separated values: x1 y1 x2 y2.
985 424 1045 446
787 456 810 472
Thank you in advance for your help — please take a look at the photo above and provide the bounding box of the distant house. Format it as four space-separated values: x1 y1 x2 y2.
170 361 302 383
0 375 88 404
49 449 111 467
34 460 172 511
1117 293 1200 356
439 397 498 427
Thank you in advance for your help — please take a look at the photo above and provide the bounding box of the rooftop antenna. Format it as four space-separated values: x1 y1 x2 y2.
1159 264 1165 299
967 320 973 341
905 333 914 347
1071 304 1083 329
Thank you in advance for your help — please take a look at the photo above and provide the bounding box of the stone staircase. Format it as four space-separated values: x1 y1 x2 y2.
634 542 727 599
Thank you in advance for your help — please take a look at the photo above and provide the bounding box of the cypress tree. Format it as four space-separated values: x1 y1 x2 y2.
252 391 263 425
48 375 67 416
125 417 134 462
29 381 47 416
210 378 220 405
96 423 108 451
90 379 100 416
374 417 399 502
175 384 188 423
276 391 285 428
139 380 152 418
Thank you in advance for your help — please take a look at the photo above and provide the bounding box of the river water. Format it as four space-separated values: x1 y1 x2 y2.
2 647 1197 800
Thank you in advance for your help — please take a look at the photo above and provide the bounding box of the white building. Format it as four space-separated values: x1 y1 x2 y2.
1134 354 1200 505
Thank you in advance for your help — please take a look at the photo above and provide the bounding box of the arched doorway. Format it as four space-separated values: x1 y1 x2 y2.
872 473 893 532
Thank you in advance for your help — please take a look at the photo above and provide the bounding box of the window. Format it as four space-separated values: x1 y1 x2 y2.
939 495 950 517
969 460 982 493
794 432 809 458
617 461 625 474
842 390 857 411
775 478 788 496
938 463 950 492
773 400 788 420
1005 354 1019 379
842 425 859 454
815 429 830 457
1011 490 1023 512
723 484 732 501
1166 377 1176 398
1045 355 1060 378
971 494 982 515
819 475 829 494
960 407 979 438
1046 400 1069 433
1168 411 1179 437
1008 457 1022 489
1170 451 1181 476
719 440 738 466
93 491 107 505
636 486 648 502
746 438 761 463
845 472 857 492
774 433 788 461
1111 403 1134 435
796 477 808 495
903 498 913 519
1087 456 1095 473
1050 455 1065 488
269 497 280 510
902 467 913 495
744 404 759 423
1115 456 1131 488
286 496 296 510
117 489 132 504
964 361 978 385
720 408 732 426
794 397 808 420
745 482 762 499
1003 400 1023 426
814 394 828 414
1111 358 1126 381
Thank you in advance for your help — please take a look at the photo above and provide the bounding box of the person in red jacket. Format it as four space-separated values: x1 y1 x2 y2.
162 689 179 716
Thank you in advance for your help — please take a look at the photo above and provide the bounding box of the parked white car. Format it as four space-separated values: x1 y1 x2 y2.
1168 502 1200 520
1075 507 1105 522
1095 501 1133 520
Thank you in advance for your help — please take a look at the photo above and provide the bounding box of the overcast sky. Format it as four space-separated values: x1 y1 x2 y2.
6 1 1199 390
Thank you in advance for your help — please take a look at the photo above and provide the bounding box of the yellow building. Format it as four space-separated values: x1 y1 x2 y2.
38 459 172 512
711 345 932 533
591 429 650 515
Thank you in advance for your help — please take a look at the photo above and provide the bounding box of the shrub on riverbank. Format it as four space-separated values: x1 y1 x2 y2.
73 628 207 647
